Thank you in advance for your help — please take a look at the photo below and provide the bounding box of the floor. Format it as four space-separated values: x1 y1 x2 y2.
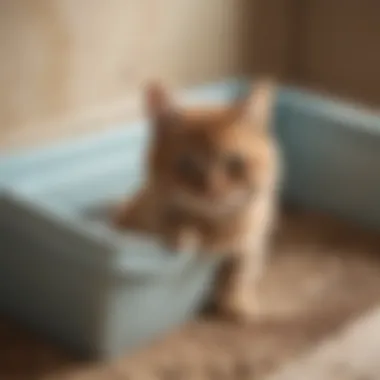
1 208 380 380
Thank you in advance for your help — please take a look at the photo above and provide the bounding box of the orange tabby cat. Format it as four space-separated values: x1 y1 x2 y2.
114 79 281 322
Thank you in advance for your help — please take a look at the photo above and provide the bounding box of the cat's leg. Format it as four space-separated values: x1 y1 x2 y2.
159 207 201 255
113 189 157 233
161 224 201 255
218 195 278 322
216 230 270 322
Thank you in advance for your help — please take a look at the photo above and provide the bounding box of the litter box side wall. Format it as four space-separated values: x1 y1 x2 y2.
0 193 117 357
0 190 222 358
98 255 219 359
276 89 380 230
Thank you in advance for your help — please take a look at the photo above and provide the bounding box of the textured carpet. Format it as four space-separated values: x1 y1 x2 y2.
2 209 380 380
267 304 380 380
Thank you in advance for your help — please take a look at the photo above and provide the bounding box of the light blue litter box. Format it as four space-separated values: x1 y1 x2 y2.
1 78 380 359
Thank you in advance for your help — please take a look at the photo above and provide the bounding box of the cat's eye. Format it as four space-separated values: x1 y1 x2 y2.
174 154 206 190
175 154 199 176
225 154 245 178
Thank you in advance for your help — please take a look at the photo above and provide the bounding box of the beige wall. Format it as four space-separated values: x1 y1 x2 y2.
0 0 258 149
1 0 379 150
289 0 380 108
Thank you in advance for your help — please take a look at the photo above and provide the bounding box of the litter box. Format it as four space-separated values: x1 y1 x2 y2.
1 78 380 359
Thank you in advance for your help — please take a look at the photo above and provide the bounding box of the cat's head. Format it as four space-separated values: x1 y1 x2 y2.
144 79 279 218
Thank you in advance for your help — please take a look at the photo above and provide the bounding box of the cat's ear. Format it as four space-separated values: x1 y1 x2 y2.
144 81 176 120
241 78 277 132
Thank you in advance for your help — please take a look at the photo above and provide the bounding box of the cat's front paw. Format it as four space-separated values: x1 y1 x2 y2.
164 227 201 255
219 289 261 323
113 207 130 229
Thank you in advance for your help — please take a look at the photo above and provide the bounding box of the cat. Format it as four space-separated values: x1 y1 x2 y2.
114 78 282 322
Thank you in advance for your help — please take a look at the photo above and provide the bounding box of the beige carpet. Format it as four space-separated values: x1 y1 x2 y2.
1 208 380 380
267 304 380 380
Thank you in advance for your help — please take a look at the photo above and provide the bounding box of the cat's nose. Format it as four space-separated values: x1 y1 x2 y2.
189 172 208 193
189 169 226 198
205 186 226 199
203 174 227 199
